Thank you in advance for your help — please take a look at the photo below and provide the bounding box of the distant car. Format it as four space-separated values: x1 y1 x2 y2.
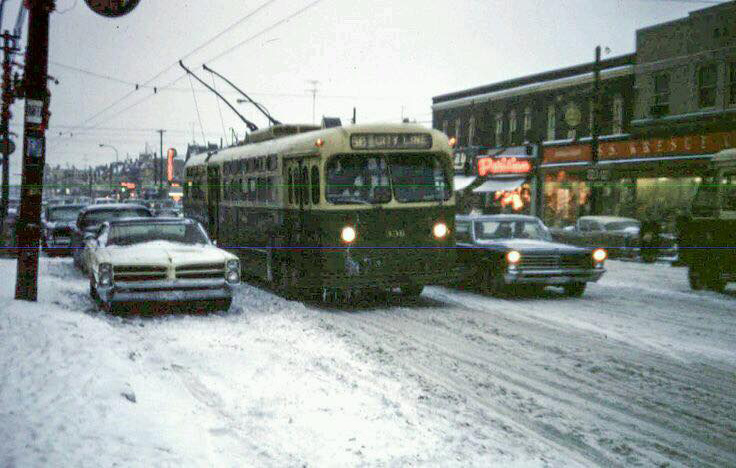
86 217 239 313
42 203 86 256
72 203 153 271
455 214 607 296
93 197 117 205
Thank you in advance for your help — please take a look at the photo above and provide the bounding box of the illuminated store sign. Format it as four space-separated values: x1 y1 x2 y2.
477 157 532 176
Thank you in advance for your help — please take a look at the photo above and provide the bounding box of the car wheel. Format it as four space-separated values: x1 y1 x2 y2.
400 284 424 297
688 266 705 291
563 282 587 297
482 268 506 296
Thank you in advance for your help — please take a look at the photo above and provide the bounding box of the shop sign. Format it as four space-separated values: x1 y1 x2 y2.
543 130 736 164
477 156 532 176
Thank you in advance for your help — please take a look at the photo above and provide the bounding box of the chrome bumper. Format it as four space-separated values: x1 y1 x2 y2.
503 267 605 285
98 278 235 304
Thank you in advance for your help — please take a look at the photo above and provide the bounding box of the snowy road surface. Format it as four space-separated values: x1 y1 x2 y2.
1 257 735 467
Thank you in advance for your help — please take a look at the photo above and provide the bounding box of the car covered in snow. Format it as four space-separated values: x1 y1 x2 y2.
455 214 607 296
42 203 86 256
72 203 153 271
86 217 240 313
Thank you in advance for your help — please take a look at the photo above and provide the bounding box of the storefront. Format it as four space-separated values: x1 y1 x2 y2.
540 131 736 228
453 146 535 215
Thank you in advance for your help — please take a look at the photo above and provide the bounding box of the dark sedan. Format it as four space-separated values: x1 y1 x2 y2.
42 204 86 256
456 214 607 296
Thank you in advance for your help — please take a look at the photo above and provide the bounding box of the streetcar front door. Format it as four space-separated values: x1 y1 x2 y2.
207 165 221 240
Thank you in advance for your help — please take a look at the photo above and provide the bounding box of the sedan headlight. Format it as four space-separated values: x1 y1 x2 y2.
433 222 448 239
592 248 607 263
341 226 356 244
99 263 113 286
506 250 521 264
226 259 240 284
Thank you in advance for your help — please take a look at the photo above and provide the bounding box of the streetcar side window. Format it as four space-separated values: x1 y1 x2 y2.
302 166 309 205
288 169 294 205
311 166 320 205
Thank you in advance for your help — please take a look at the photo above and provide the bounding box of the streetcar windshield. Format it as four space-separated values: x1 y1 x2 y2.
326 153 450 204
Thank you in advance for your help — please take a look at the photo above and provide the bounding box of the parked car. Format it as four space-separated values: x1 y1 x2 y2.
42 203 86 256
86 217 239 313
93 197 117 205
72 203 153 271
455 214 607 296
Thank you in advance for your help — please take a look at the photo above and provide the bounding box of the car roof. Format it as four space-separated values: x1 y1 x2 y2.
81 203 152 213
579 216 639 223
456 214 541 223
48 203 86 210
107 216 194 226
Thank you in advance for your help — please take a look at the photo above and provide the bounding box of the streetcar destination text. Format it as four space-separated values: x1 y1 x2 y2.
350 133 432 150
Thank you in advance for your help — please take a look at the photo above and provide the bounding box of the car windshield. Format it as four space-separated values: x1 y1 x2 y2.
106 222 210 246
326 153 450 204
474 220 551 241
605 221 640 231
80 208 151 229
48 206 82 222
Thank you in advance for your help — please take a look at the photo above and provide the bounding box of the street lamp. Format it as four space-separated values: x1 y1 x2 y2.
99 143 119 197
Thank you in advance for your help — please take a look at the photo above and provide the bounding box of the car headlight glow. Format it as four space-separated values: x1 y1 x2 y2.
506 250 521 264
226 259 240 284
99 263 113 286
341 226 356 244
592 248 607 263
433 222 448 239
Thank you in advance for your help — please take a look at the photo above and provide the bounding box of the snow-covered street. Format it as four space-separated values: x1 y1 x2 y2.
1 257 735 467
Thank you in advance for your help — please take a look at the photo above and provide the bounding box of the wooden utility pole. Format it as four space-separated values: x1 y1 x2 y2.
15 0 53 301
157 129 165 193
589 45 601 216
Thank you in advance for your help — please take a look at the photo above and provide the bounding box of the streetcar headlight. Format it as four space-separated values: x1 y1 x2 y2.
433 222 448 239
341 226 356 244
226 259 240 284
99 263 113 286
592 248 607 263
506 250 521 264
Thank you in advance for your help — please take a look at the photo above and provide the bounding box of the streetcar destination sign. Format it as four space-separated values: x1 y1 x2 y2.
350 133 432 150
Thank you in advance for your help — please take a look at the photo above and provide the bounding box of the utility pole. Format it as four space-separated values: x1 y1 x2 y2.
1 30 18 229
306 80 319 124
351 107 356 125
15 0 53 301
589 45 601 216
157 129 165 193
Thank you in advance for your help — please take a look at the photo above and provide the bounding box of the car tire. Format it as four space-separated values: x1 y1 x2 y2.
688 266 705 291
400 284 424 297
482 268 506 296
563 282 587 297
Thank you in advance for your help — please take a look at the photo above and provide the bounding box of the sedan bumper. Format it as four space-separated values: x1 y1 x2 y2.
97 278 235 304
503 267 605 285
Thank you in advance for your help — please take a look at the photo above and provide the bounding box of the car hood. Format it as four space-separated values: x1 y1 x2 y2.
98 241 236 266
475 238 590 253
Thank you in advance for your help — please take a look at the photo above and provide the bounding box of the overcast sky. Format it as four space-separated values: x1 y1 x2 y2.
0 0 726 178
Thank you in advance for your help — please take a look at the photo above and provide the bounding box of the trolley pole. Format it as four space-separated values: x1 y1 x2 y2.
157 129 165 193
15 0 54 301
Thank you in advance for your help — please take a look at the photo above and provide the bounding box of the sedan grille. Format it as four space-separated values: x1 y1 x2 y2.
519 254 590 270
175 262 225 279
113 265 168 282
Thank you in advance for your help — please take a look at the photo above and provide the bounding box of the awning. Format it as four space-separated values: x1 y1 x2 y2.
453 175 477 191
472 177 525 193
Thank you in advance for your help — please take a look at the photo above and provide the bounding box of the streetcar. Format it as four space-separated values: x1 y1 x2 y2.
184 122 457 299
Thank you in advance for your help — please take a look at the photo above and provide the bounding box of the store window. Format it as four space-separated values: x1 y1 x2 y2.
612 95 623 134
653 72 670 115
543 172 590 227
494 113 503 147
546 105 556 141
523 107 532 136
455 118 461 142
698 64 717 108
729 62 736 106
468 116 476 146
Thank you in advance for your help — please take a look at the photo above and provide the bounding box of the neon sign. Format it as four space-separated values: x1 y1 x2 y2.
477 157 532 176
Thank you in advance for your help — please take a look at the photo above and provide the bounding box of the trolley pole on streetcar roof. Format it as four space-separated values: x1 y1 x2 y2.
15 0 53 302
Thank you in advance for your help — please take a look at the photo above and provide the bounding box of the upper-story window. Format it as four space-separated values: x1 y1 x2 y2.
652 72 670 116
454 118 461 141
468 116 476 146
728 62 736 106
698 64 717 108
546 105 556 141
508 110 517 143
494 113 503 147
523 107 532 136
442 120 448 136
612 95 623 134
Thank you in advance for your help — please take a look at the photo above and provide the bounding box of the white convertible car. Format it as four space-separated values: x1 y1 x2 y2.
86 217 240 313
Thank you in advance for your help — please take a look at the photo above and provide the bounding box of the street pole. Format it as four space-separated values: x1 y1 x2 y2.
99 143 118 196
589 45 601 216
15 0 53 301
157 129 165 193
1 30 18 227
